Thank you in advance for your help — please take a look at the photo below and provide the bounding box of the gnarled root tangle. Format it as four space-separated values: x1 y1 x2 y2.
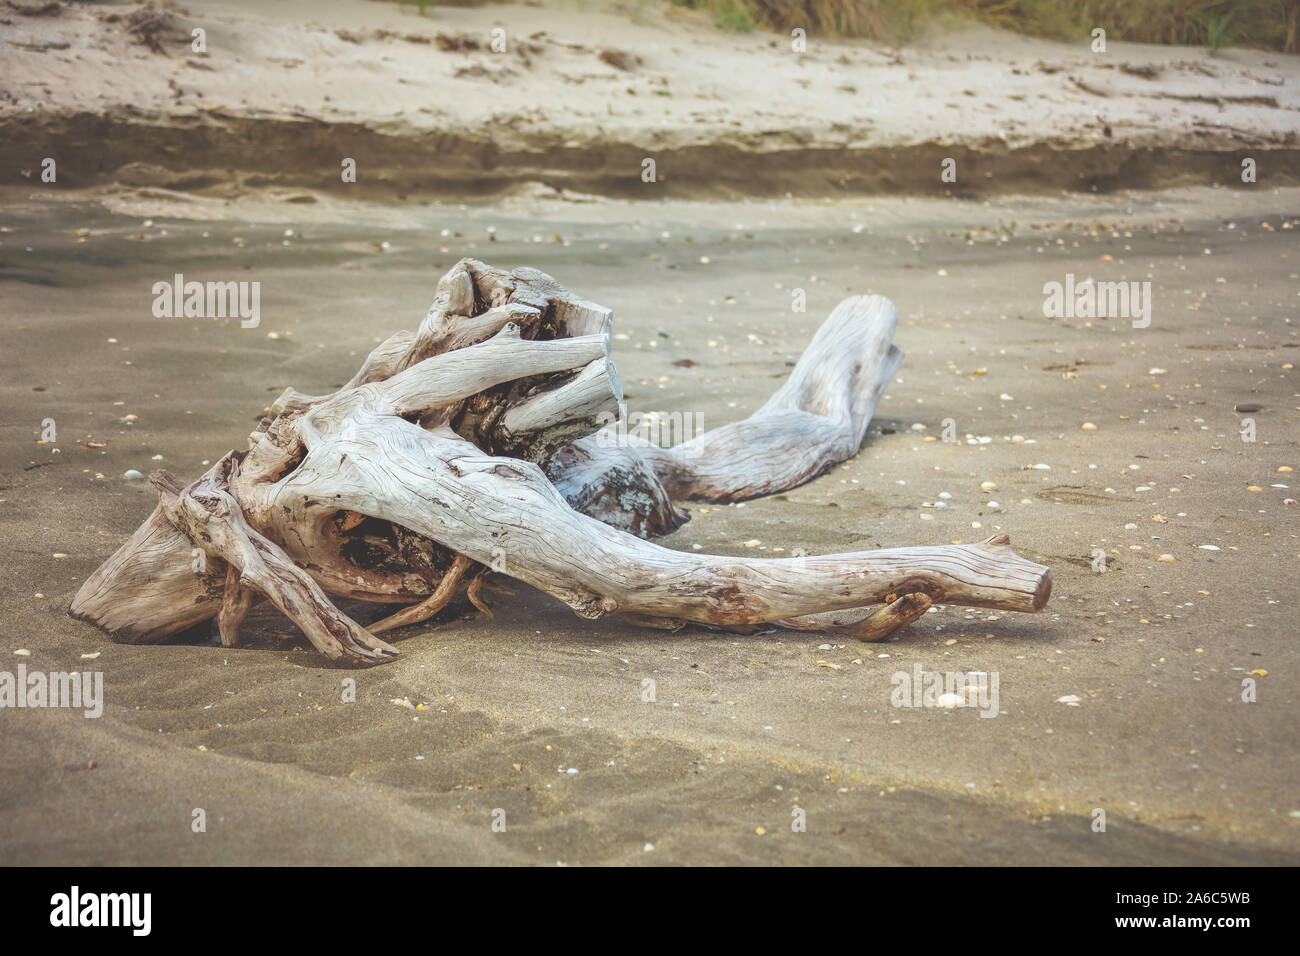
70 259 1051 665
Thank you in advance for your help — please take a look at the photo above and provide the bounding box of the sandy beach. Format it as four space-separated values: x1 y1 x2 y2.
1 0 1298 865
3 0 1299 198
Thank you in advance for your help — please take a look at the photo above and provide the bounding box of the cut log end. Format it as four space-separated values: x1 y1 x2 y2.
1034 567 1053 611
977 533 1052 611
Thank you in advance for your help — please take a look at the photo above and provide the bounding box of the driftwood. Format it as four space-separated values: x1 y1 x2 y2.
70 259 1051 664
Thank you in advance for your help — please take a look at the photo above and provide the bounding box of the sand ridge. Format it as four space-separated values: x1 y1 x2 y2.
2 1 1298 197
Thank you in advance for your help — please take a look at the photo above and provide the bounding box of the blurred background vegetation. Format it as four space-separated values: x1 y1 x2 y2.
391 0 1300 52
674 0 1298 50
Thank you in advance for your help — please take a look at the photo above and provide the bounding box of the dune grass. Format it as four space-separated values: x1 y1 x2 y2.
379 0 1298 51
672 0 1297 50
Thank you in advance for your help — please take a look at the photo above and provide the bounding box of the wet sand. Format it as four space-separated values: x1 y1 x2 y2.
1 186 1297 864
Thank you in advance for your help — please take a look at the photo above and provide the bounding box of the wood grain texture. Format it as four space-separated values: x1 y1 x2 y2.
69 259 1051 664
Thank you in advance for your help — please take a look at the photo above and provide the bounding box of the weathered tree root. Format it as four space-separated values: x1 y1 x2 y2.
151 458 398 664
368 554 475 635
777 591 935 642
70 259 1051 665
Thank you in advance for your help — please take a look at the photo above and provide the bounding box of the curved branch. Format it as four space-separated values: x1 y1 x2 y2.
153 460 397 665
270 418 1049 629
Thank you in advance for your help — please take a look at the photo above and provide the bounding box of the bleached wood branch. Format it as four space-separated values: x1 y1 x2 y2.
69 259 1051 663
